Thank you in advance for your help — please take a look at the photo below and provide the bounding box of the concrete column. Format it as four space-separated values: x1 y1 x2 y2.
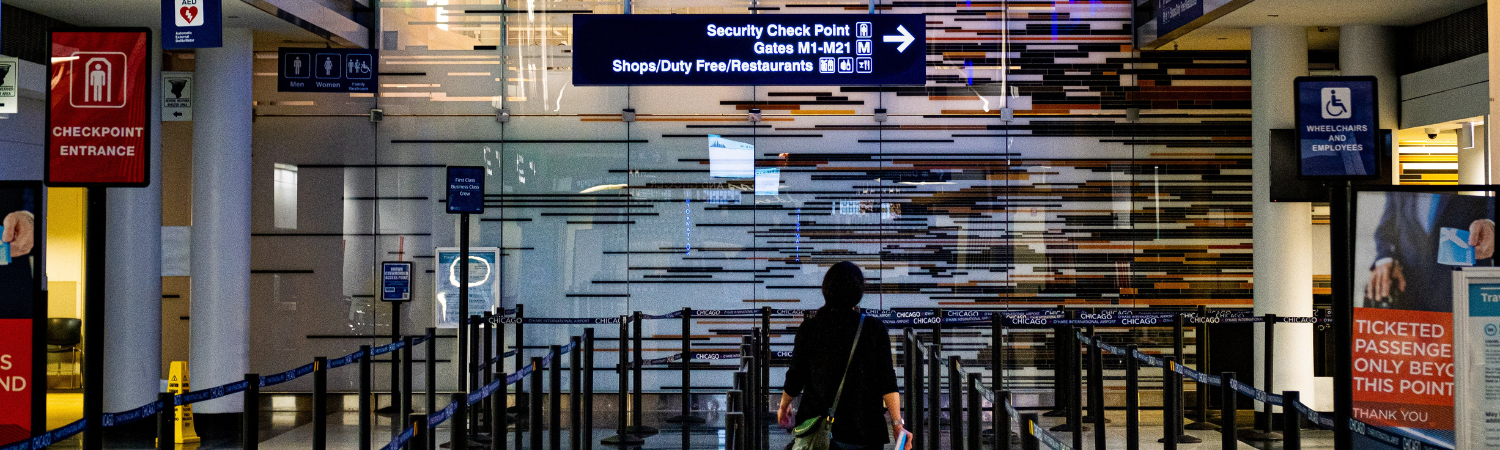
1251 25 1314 412
1490 1 1500 164
102 33 164 412
1458 123 1486 185
1339 25 1399 184
189 27 252 414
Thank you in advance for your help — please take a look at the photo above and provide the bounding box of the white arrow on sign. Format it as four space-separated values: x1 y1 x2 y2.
883 24 915 53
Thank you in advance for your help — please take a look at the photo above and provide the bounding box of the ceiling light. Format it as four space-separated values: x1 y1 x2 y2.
579 184 628 194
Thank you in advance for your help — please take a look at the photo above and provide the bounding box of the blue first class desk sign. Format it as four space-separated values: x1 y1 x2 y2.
1295 76 1379 179
571 14 927 86
446 166 485 214
381 261 413 302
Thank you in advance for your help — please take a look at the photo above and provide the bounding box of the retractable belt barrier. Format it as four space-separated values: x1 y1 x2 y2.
492 306 1328 328
1 331 446 450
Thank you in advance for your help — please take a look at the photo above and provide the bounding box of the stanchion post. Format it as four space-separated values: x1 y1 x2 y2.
242 374 259 450
402 336 414 426
727 389 743 450
1221 373 1238 449
470 315 482 428
911 335 924 450
314 356 328 450
483 311 494 432
926 349 940 450
1186 305 1216 430
452 393 469 450
551 345 563 450
495 371 508 450
628 311 655 435
992 314 1004 390
1090 332 1104 450
1159 356 1176 450
570 337 582 450
410 413 428 450
1125 346 1139 450
760 306 772 424
668 307 702 424
903 328 914 427
1263 313 1277 437
515 304 526 417
583 329 595 450
1283 390 1301 450
966 373 980 450
427 328 439 450
1019 413 1041 450
601 318 642 446
948 355 964 450
1046 307 1067 418
359 345 372 450
531 356 543 450
1068 325 1081 450
997 391 1012 450
158 392 175 450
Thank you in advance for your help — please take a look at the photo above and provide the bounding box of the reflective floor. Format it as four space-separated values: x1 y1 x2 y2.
37 399 1333 450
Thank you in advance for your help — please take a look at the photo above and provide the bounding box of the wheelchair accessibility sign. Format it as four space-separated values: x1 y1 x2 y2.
1295 76 1378 178
1321 87 1351 119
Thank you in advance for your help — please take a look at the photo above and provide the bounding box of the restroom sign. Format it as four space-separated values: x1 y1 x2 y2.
1295 76 1379 178
47 29 152 187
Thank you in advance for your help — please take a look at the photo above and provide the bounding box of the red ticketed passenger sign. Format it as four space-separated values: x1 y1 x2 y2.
47 29 151 187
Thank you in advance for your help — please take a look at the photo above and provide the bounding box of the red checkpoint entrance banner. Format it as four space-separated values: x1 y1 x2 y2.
47 29 151 187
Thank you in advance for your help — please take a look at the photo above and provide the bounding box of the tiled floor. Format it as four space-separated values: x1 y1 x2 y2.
37 402 1333 449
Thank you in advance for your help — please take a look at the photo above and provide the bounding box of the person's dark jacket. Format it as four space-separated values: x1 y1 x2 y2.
784 310 898 446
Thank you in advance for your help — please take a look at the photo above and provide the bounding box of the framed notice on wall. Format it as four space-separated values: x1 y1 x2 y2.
46 28 152 187
1454 268 1500 450
433 248 498 329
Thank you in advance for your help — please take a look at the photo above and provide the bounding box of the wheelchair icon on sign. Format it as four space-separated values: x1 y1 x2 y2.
1320 87 1351 119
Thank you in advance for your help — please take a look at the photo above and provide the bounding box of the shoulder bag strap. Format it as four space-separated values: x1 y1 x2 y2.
827 313 866 418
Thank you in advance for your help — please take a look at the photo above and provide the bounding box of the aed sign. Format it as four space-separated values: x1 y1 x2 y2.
572 14 927 86
1296 76 1379 178
161 0 222 49
277 48 378 93
47 29 152 187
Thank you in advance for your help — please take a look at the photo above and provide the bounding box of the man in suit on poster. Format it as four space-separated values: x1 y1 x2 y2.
1365 191 1495 312
0 188 36 317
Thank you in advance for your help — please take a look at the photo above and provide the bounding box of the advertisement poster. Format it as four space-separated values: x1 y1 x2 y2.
0 183 42 443
1454 272 1500 449
433 248 499 329
1353 190 1495 448
47 29 152 187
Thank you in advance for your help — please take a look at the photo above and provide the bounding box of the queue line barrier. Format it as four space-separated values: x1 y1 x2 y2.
0 333 435 450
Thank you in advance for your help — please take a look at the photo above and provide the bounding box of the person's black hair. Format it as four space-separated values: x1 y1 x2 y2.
819 261 865 314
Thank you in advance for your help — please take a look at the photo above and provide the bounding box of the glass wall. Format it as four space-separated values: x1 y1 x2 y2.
247 0 1252 394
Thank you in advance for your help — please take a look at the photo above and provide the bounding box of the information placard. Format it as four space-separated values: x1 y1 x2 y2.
572 14 926 86
162 71 193 121
1454 269 1500 449
161 0 221 49
47 29 152 187
433 248 499 329
0 57 17 114
1296 76 1378 178
446 166 485 214
381 261 413 302
277 48 378 93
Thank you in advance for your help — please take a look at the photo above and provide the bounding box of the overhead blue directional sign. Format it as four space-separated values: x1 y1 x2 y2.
446 166 485 214
572 14 927 86
277 48 378 93
381 261 413 302
1295 76 1379 178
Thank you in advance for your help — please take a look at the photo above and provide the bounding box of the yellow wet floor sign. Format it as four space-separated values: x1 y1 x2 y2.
157 361 201 445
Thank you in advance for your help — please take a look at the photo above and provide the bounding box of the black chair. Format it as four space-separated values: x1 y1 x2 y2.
46 318 82 389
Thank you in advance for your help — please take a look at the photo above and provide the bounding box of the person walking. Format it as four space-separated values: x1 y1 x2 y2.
778 261 909 450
